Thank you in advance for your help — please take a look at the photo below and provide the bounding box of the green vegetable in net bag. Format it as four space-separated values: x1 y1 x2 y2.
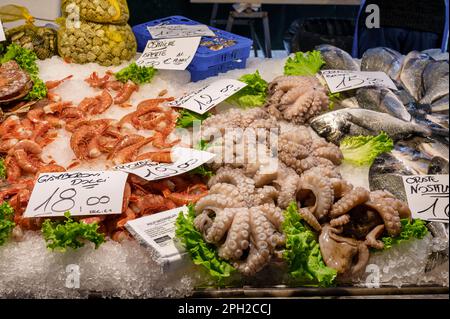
57 18 136 66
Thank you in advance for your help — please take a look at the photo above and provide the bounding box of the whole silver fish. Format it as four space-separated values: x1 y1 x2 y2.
356 87 412 121
428 156 450 174
310 108 431 144
425 222 449 273
360 47 404 81
315 44 360 71
422 48 449 61
400 51 433 101
420 60 449 105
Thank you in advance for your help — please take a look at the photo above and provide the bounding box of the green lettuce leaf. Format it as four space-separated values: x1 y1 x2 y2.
176 109 211 128
328 92 341 110
189 140 214 177
0 202 15 246
41 212 105 252
115 62 157 84
340 132 394 166
0 158 6 180
381 219 429 250
25 75 47 101
175 204 234 281
226 71 268 108
282 202 337 287
284 51 325 76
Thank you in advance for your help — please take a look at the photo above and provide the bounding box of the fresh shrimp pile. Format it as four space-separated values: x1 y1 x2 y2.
0 71 208 242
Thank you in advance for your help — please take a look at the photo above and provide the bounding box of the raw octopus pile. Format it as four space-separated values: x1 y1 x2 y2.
0 71 208 241
195 104 411 277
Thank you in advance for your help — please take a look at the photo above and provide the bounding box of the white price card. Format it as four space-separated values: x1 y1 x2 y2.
321 70 398 93
0 19 6 42
24 171 129 218
114 147 216 181
402 175 449 223
136 37 201 70
148 24 215 39
168 79 247 114
126 206 187 265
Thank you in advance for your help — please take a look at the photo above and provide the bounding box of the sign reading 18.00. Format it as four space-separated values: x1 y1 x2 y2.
24 171 129 218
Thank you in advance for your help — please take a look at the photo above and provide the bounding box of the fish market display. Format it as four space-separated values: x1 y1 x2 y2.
0 40 448 298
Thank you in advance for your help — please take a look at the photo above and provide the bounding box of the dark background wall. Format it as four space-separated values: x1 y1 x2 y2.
127 0 359 50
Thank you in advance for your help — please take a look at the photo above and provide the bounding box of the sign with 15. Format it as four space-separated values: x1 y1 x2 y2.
114 147 216 181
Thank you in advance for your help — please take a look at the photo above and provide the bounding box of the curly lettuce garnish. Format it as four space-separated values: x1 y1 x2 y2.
340 132 394 166
190 140 214 178
175 204 235 281
176 109 211 128
226 71 268 108
0 202 15 246
0 43 47 100
0 158 6 180
282 202 337 287
41 212 105 252
284 51 325 76
115 62 157 84
380 219 428 250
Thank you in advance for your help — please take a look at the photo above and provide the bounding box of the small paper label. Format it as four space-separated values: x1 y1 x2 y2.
168 79 247 114
148 24 215 39
136 37 201 70
321 70 398 93
114 147 216 181
125 206 187 261
24 171 129 218
402 175 449 223
0 19 6 42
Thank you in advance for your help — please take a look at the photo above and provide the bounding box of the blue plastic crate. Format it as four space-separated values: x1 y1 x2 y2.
132 16 252 81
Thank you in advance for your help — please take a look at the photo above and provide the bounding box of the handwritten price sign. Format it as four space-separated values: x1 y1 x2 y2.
24 171 129 218
136 37 201 70
148 24 215 39
168 79 247 114
402 175 449 223
321 70 397 93
114 147 215 181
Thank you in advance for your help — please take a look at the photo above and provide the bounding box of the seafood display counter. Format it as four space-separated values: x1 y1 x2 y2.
0 5 448 299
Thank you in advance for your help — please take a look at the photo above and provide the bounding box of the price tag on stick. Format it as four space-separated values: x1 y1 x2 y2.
136 37 201 70
114 147 215 181
168 79 247 114
321 70 398 93
402 175 449 223
24 171 129 218
148 24 215 39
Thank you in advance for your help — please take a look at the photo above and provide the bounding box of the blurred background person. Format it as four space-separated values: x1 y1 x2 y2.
354 0 448 57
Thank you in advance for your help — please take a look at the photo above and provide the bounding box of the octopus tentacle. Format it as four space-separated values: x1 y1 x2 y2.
298 207 322 231
365 201 402 237
330 187 371 218
297 173 334 220
365 224 385 250
330 214 351 227
195 194 239 214
218 208 250 260
252 186 279 206
331 178 354 199
260 203 284 231
204 208 238 244
351 243 370 275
